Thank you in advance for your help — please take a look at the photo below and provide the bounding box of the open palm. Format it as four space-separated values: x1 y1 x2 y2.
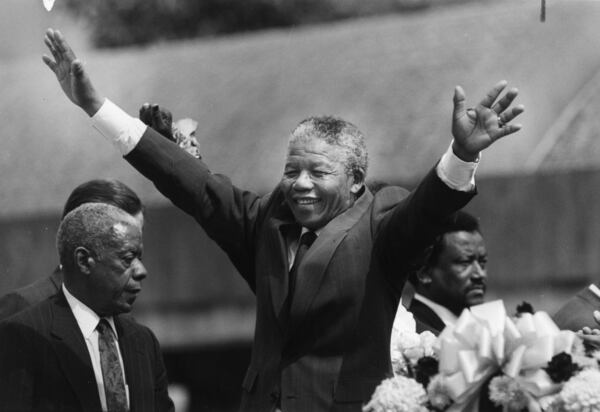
42 29 102 116
452 81 524 161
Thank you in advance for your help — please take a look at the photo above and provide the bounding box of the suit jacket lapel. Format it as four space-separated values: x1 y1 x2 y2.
290 189 373 325
49 293 102 412
267 214 297 331
116 317 147 412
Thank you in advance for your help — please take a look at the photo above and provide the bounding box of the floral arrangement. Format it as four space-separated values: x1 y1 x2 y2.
364 300 600 412
172 118 201 159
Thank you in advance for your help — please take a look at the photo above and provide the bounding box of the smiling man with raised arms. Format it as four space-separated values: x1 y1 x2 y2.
42 28 524 412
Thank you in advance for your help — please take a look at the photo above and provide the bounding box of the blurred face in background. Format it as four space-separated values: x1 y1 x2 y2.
418 231 487 316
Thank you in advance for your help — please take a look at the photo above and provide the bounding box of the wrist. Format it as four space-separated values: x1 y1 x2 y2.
451 141 479 162
82 96 105 117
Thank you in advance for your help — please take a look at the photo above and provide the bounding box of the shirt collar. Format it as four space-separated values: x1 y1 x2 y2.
300 227 321 237
62 284 117 339
413 293 459 327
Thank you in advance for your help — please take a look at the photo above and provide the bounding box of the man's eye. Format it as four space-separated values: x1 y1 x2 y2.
284 170 298 178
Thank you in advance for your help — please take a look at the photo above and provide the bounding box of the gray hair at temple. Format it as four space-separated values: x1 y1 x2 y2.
289 116 368 179
56 203 137 272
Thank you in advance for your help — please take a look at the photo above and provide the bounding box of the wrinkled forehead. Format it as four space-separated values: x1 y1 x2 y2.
286 134 348 164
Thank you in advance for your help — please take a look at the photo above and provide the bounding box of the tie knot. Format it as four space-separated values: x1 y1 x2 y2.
299 231 317 248
96 318 114 337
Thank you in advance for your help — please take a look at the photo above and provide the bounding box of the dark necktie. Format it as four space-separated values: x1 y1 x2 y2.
288 231 317 305
97 319 128 412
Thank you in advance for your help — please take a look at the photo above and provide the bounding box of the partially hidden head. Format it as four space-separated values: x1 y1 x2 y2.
280 116 368 231
409 211 487 316
62 179 144 227
57 203 146 317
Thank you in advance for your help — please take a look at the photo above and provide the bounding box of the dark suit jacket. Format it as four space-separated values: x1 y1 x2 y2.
553 285 600 331
0 267 62 321
408 298 446 336
0 291 174 412
125 128 474 411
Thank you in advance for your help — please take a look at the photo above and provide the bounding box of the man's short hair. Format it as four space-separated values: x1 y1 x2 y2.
61 179 143 219
56 203 134 272
408 211 481 285
289 116 368 179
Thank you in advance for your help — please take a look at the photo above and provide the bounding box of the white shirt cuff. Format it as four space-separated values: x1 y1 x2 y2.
91 98 147 155
435 141 478 192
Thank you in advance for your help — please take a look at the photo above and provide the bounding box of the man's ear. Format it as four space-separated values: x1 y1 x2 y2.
74 247 94 275
416 267 432 286
350 169 365 195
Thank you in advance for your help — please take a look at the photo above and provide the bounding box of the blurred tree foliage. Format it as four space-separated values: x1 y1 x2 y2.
59 0 431 48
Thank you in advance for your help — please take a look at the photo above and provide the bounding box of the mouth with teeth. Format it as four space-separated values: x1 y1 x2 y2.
295 198 320 206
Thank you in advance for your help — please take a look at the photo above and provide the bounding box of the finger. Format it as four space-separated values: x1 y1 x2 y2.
151 105 168 130
593 328 600 335
582 326 593 334
452 85 467 122
491 88 519 114
44 36 61 63
42 55 58 73
478 80 508 108
492 123 522 141
70 59 86 79
139 103 151 124
498 104 525 125
53 29 77 61
594 310 600 324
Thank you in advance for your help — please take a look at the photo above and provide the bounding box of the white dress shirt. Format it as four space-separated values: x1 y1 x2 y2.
62 285 130 412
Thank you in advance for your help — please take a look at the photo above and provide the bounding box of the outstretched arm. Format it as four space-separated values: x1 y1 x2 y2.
42 28 104 117
451 80 524 162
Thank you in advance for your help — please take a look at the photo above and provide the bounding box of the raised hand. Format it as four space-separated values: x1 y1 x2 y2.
451 80 524 162
139 103 174 141
42 28 103 116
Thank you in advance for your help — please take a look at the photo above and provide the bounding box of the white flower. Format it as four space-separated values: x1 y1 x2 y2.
559 369 600 411
363 376 428 412
488 375 529 411
419 331 437 358
427 374 452 410
394 330 437 366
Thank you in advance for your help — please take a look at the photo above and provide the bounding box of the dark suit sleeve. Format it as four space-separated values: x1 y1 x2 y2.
374 166 475 290
0 321 35 411
0 293 28 321
147 328 174 412
125 128 265 287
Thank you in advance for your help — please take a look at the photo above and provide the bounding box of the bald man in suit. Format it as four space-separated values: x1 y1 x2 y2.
0 203 173 412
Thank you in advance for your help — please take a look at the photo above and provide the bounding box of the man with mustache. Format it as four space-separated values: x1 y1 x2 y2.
404 211 487 335
0 203 174 412
42 28 523 411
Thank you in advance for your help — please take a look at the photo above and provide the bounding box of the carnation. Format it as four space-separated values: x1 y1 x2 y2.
545 352 580 383
415 356 439 388
515 301 535 316
363 376 428 412
559 369 600 411
427 375 452 410
488 375 529 411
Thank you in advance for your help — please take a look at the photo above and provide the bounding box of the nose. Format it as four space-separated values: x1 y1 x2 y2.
293 170 313 191
471 261 486 279
132 259 147 281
